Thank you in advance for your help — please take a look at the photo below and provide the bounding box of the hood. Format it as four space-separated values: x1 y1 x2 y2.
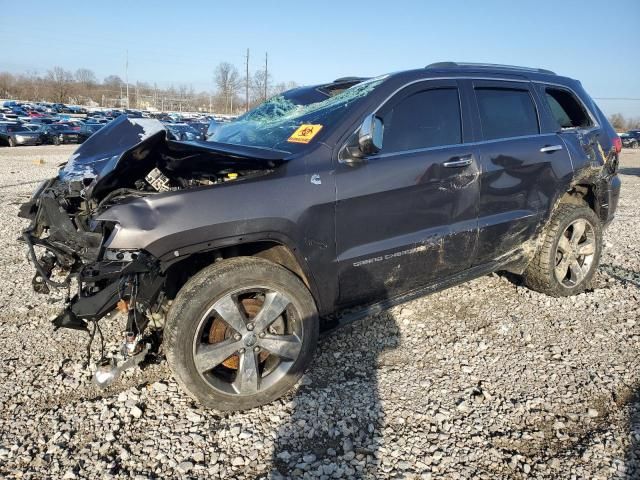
57 115 291 201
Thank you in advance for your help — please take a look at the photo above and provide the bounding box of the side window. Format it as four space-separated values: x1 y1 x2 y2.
475 88 539 140
380 88 461 153
544 87 593 129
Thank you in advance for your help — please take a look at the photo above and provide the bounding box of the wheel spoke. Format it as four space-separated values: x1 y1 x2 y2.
232 350 260 394
259 334 302 360
555 256 571 281
194 338 242 373
557 235 572 254
252 291 291 333
212 295 247 334
569 259 586 284
570 220 586 246
577 239 595 256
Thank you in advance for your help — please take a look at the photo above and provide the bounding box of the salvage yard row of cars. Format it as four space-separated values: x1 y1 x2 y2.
0 100 222 147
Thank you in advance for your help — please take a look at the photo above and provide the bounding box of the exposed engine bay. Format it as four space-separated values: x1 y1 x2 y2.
18 116 286 386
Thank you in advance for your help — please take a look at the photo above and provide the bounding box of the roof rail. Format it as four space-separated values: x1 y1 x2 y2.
425 62 556 75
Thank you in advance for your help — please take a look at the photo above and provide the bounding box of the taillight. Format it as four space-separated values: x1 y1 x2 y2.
613 136 622 154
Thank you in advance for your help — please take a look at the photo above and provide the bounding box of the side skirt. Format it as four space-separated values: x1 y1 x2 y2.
322 252 525 336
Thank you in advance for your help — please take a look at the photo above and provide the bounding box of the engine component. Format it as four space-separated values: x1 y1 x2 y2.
145 167 172 192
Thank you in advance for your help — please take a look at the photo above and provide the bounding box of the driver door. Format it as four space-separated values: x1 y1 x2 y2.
335 80 480 307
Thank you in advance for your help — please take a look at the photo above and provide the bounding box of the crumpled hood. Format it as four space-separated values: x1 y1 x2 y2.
59 116 166 182
57 116 292 201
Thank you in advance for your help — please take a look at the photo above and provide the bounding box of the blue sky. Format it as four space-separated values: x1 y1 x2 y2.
1 0 639 116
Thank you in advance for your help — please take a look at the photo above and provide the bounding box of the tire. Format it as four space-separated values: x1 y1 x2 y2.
165 256 319 411
523 203 602 297
7 137 14 147
632 141 639 149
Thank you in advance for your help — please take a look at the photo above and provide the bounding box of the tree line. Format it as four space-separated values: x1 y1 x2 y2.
607 113 640 132
0 62 298 114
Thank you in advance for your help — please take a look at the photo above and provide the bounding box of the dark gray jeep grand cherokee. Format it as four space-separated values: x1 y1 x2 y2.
19 63 621 410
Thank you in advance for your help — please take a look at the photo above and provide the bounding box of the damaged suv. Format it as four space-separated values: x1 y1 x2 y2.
20 63 621 410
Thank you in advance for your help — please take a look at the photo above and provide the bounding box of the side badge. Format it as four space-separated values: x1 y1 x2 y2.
310 174 321 185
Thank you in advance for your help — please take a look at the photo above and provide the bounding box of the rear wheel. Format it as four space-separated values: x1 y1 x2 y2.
524 203 602 296
165 257 318 410
632 140 639 149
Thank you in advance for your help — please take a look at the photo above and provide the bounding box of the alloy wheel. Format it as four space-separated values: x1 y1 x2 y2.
192 287 304 396
554 218 596 288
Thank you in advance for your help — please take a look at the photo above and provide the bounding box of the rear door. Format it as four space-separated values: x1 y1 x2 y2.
469 79 573 265
335 80 479 306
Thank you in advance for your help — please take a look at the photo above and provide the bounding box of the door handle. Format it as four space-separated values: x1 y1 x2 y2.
443 155 473 168
540 144 563 153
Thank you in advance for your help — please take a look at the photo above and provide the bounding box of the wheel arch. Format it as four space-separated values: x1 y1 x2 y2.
161 238 323 312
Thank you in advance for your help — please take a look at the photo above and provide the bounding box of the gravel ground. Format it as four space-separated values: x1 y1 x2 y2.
0 145 639 479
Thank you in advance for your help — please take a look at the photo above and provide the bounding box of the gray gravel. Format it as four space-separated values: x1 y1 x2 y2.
0 145 639 479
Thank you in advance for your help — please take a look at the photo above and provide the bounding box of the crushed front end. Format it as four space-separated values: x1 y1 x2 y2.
19 172 166 386
18 115 283 387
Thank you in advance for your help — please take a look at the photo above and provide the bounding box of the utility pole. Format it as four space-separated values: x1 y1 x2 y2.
125 49 130 109
264 52 268 101
245 48 250 112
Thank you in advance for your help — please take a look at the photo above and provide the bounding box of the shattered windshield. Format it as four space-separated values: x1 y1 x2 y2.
209 76 387 153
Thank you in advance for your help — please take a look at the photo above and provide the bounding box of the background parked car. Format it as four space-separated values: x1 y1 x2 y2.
41 124 82 144
0 123 43 146
621 130 640 148
164 122 202 141
78 122 104 141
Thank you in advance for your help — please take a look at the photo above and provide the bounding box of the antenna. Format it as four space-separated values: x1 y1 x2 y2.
264 52 268 100
125 50 129 109
245 48 250 112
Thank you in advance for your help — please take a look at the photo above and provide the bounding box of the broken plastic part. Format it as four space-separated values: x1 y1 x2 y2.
93 342 150 388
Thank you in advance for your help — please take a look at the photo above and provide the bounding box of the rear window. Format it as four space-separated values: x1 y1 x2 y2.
544 87 593 129
476 88 539 140
380 88 462 153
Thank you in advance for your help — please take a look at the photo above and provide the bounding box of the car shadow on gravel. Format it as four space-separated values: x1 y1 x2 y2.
618 166 640 177
269 271 397 479
624 388 640 479
600 264 640 288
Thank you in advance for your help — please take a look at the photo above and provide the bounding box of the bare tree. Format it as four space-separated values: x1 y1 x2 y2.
251 69 272 105
46 67 74 103
75 68 97 87
214 62 240 114
0 72 14 98
609 113 626 131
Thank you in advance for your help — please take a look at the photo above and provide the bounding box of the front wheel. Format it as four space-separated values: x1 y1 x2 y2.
7 137 14 147
523 203 602 297
165 257 319 410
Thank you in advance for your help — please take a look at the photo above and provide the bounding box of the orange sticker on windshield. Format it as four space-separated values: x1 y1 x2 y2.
287 124 323 144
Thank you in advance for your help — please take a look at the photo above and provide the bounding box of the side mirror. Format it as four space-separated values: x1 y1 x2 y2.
340 114 384 165
358 114 384 155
